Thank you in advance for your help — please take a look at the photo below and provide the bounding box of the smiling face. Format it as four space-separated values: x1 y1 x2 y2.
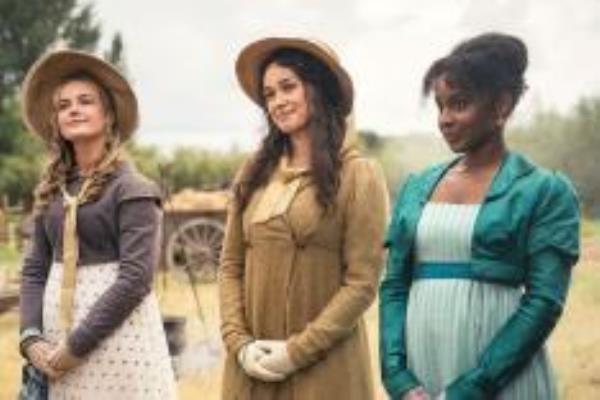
433 74 499 154
262 62 311 136
54 79 112 145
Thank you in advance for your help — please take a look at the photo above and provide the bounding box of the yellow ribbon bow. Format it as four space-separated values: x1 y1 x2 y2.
250 156 310 224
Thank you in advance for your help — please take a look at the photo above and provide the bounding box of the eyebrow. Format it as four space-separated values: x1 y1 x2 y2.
264 76 297 89
436 89 470 102
56 93 98 110
57 92 96 101
277 77 296 84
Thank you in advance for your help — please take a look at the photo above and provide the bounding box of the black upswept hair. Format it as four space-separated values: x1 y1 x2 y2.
423 32 528 109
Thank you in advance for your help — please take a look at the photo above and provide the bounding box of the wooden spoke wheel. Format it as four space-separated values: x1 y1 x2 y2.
166 217 224 283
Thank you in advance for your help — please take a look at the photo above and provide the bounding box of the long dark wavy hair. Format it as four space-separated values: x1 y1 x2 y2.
234 48 348 212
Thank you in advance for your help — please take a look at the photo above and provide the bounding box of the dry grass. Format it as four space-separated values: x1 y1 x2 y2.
0 311 21 398
1 231 600 399
548 235 600 398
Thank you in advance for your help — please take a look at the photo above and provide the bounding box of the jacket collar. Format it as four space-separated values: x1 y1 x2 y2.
416 151 536 204
485 151 535 200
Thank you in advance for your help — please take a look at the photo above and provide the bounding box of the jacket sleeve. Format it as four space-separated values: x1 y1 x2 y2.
379 175 422 399
219 162 254 356
20 214 52 333
445 172 580 399
67 176 163 357
286 159 389 368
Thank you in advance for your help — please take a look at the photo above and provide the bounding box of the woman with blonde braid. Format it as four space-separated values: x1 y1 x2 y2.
18 50 176 399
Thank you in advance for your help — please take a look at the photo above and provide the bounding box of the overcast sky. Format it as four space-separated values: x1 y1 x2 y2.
91 0 600 152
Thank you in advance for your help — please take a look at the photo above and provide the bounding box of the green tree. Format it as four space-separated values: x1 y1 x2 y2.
126 141 246 196
357 129 384 154
508 97 600 216
559 98 600 216
105 33 126 73
166 148 245 192
126 141 165 184
0 0 125 205
0 98 44 205
0 0 102 110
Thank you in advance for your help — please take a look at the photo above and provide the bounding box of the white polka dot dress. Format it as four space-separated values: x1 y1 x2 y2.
43 262 177 400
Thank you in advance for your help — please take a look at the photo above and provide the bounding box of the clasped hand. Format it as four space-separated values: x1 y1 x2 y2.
237 340 297 382
402 387 446 400
26 339 83 381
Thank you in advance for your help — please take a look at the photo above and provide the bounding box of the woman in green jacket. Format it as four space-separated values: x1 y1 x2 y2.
379 33 580 400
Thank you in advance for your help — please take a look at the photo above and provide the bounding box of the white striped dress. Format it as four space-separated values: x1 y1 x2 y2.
405 203 558 399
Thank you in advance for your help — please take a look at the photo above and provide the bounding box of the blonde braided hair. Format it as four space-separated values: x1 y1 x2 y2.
33 73 126 215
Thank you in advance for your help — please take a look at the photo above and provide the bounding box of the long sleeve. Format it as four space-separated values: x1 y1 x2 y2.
67 197 162 357
219 163 254 356
20 214 52 332
286 159 389 368
379 175 422 399
445 173 580 399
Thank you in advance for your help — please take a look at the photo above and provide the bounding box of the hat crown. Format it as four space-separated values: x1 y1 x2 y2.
21 49 138 142
235 36 354 116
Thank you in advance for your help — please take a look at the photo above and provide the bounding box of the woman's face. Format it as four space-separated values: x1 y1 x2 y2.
54 79 111 144
433 75 498 154
262 62 311 136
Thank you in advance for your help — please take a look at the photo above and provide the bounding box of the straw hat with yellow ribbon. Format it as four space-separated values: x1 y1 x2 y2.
235 37 354 117
21 49 138 144
21 50 136 333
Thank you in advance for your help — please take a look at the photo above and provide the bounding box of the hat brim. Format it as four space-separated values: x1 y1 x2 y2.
235 37 354 116
21 50 138 142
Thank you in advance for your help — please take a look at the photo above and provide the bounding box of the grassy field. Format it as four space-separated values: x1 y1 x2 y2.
1 223 599 399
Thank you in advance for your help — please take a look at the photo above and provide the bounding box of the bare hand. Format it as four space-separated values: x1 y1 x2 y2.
47 340 83 373
26 340 64 381
403 386 431 400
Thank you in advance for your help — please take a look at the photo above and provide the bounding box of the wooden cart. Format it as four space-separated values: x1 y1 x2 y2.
161 189 229 283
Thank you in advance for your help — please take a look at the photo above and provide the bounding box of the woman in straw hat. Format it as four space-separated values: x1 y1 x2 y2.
380 33 579 400
219 37 389 400
18 50 176 399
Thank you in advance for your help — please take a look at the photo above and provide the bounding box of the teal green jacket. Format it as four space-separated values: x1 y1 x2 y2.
379 151 580 400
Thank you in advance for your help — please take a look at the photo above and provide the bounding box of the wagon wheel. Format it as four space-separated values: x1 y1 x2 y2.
166 217 225 283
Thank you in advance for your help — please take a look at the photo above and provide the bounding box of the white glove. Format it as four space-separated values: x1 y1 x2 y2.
255 340 297 376
237 341 286 382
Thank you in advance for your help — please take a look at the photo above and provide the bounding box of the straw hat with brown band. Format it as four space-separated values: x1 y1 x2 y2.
236 37 358 225
235 37 354 117
21 49 138 144
21 50 137 333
